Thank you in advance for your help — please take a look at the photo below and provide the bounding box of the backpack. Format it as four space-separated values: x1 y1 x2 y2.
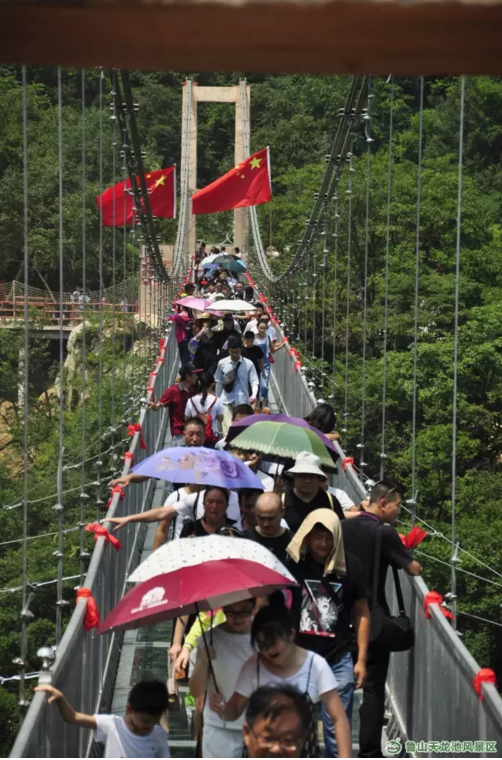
191 397 218 443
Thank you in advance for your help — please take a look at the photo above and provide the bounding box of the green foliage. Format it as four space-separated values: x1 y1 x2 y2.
267 76 502 680
0 687 19 755
1 69 502 715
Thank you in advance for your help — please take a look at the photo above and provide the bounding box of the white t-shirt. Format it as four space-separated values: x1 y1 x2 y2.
166 489 241 538
245 320 277 343
254 335 271 360
94 714 170 758
235 651 337 704
328 486 356 511
185 394 224 437
203 628 253 730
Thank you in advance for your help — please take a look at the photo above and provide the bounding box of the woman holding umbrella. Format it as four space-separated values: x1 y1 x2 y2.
209 593 351 758
190 598 255 758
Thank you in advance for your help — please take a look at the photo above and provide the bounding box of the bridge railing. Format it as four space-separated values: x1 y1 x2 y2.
10 325 179 759
269 323 502 753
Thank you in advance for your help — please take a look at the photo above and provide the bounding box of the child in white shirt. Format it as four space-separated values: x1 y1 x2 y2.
35 680 170 757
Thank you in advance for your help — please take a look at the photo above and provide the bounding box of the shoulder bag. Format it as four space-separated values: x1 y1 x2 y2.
369 526 415 653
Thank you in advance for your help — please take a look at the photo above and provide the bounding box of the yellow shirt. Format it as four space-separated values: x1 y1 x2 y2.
185 609 226 650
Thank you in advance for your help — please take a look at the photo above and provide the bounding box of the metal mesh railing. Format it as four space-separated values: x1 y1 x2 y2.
269 322 502 754
10 326 179 759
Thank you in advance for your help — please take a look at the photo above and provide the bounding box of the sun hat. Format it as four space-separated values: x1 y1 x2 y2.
285 451 326 478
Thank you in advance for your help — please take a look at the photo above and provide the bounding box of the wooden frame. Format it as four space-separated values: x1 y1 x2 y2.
1 0 501 75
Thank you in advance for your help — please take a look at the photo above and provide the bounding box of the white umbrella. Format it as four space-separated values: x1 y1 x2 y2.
128 534 296 584
206 299 256 313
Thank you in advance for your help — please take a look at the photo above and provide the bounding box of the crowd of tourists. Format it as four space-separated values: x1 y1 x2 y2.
36 253 422 758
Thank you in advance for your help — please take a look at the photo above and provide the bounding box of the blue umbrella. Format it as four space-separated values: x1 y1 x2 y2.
131 446 264 489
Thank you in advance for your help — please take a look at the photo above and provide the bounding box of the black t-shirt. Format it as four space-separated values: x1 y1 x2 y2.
242 346 264 375
179 517 238 538
283 489 345 534
243 527 293 564
288 552 367 664
342 513 413 614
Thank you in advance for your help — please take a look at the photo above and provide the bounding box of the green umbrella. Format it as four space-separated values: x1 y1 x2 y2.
230 420 334 469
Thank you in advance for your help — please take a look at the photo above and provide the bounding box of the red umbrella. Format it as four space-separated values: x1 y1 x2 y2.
98 559 295 635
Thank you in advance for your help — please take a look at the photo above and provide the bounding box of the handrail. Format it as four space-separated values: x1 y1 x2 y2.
10 326 180 758
268 319 502 752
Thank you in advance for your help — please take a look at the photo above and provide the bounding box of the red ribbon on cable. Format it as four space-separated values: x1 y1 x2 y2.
342 457 354 471
126 423 147 450
124 451 134 466
400 526 428 549
157 358 164 367
293 361 301 371
104 485 126 509
146 385 155 401
84 522 122 551
288 348 295 357
76 588 100 631
283 337 289 343
424 591 455 621
159 338 166 350
473 669 497 700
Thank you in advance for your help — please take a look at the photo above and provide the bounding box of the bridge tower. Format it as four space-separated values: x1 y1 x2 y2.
182 81 251 256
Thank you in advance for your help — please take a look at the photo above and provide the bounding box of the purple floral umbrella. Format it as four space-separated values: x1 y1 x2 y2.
226 413 339 465
131 446 264 489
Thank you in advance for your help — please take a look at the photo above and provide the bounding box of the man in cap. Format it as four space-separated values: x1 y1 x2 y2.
282 452 345 534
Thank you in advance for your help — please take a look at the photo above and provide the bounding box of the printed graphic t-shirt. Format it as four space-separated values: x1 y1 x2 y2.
289 552 367 664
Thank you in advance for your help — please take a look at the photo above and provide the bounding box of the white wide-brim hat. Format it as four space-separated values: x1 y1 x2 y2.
285 451 326 478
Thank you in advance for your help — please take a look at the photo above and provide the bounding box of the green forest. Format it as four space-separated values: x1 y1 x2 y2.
0 68 501 747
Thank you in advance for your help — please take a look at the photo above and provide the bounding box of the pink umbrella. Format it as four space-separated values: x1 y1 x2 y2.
98 559 296 634
174 296 211 310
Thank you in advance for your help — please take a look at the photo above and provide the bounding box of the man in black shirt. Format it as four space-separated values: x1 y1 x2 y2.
180 486 239 538
282 451 345 533
342 481 421 758
244 492 292 564
287 509 370 758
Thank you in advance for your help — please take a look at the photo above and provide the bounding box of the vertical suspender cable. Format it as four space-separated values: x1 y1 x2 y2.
122 148 128 418
320 216 328 365
96 69 104 517
410 77 425 526
311 237 318 359
19 64 30 710
451 76 466 629
55 67 65 645
79 69 88 583
380 77 394 480
342 136 355 436
111 72 117 438
331 167 340 393
359 80 373 471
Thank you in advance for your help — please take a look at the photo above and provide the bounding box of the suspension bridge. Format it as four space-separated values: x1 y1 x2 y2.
2 65 502 759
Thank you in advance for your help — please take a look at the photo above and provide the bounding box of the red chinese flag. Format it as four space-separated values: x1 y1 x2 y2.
192 147 271 215
97 167 176 226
